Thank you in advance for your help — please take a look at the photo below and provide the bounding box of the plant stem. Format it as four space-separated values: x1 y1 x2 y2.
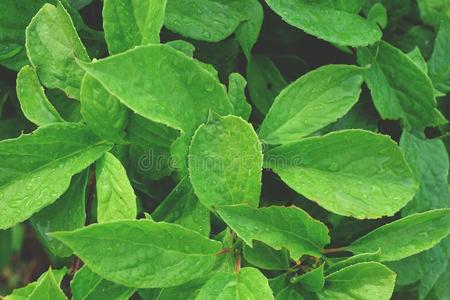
322 247 347 254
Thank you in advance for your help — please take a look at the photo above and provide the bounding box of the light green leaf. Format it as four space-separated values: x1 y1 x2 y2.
325 251 381 275
216 205 330 259
96 152 137 223
16 65 63 126
103 0 167 54
188 115 262 209
429 21 450 94
78 44 231 133
28 269 67 300
166 40 195 57
165 0 244 42
80 74 129 144
333 0 365 13
259 65 364 145
152 177 210 236
71 265 135 300
399 132 450 216
348 209 450 261
228 73 252 121
264 0 381 47
25 3 90 99
266 129 417 219
51 220 222 288
316 262 396 300
196 267 274 300
78 44 232 170
0 123 112 229
357 41 445 129
247 55 286 115
4 268 66 300
30 170 88 257
243 241 290 270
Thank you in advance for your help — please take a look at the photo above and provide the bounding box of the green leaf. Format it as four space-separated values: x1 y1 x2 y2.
4 268 66 300
247 55 286 115
259 65 364 145
316 262 396 300
103 0 167 54
188 115 263 208
0 123 112 229
322 101 377 133
127 114 178 180
0 0 51 70
292 264 325 292
390 132 450 299
407 47 428 73
427 260 450 300
388 238 450 299
71 265 135 300
78 44 232 171
216 205 330 259
80 74 129 144
243 241 290 270
367 3 387 29
96 152 137 223
264 0 382 47
429 21 450 94
357 41 445 129
348 209 450 261
228 73 252 121
166 40 196 57
156 277 206 300
417 0 450 29
25 3 90 99
51 220 222 288
266 129 417 219
275 286 304 300
28 269 67 300
399 132 450 216
152 177 210 236
232 0 263 60
196 267 274 300
78 44 231 133
165 0 244 42
30 170 88 257
325 251 381 275
16 65 63 126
